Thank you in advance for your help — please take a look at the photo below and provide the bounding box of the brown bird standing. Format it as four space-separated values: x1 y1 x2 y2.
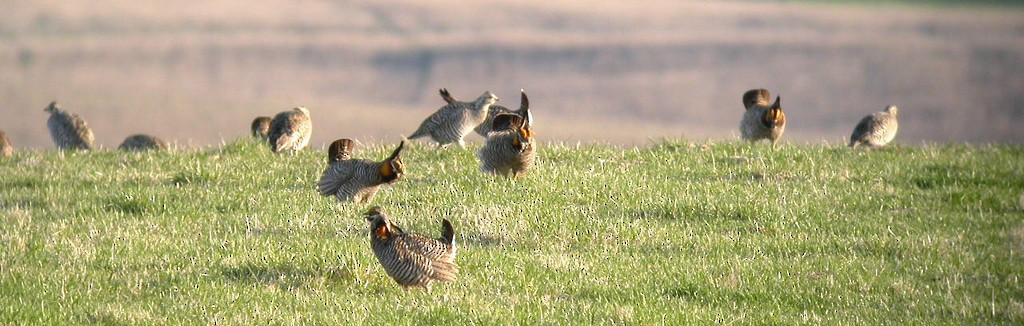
365 207 458 290
267 107 312 153
739 89 786 148
477 93 535 178
317 141 405 204
849 105 899 149
43 101 95 151
118 134 168 152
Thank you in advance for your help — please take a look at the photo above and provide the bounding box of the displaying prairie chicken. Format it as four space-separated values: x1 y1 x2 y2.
327 138 357 163
365 207 458 290
849 105 899 149
251 116 272 139
44 101 95 150
739 89 787 147
478 101 535 178
318 141 405 204
268 107 312 153
118 134 168 152
0 131 12 157
438 88 532 137
409 90 498 148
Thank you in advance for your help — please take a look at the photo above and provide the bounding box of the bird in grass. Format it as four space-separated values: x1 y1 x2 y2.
268 107 312 153
365 207 458 290
318 141 405 204
251 116 272 140
0 131 12 157
478 98 535 179
410 90 498 148
118 134 168 152
439 88 532 137
739 89 786 148
43 101 95 151
849 105 899 149
327 138 357 163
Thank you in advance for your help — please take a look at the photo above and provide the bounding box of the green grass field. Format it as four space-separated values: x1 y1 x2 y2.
1 139 1022 324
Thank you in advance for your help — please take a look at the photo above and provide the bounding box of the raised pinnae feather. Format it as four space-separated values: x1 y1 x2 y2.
490 113 524 132
440 219 455 245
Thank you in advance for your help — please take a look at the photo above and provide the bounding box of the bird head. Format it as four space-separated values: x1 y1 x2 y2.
365 207 398 240
475 91 499 108
379 141 406 183
43 101 60 113
885 105 898 117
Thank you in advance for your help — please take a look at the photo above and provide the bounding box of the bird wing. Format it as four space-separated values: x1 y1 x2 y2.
849 114 875 144
398 234 459 282
317 161 357 196
410 103 468 139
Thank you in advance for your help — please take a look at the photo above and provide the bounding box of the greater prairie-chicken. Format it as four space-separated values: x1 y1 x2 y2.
118 134 168 151
365 207 458 290
0 131 12 157
438 88 532 137
849 105 899 149
327 138 356 163
44 101 95 150
410 90 498 148
478 98 535 178
251 116 272 139
268 107 312 153
739 89 786 147
318 141 405 203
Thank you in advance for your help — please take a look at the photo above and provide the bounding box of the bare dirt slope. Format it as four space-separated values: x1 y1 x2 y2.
1 0 1022 148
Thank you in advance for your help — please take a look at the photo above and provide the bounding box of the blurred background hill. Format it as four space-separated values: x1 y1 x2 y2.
1 0 1022 148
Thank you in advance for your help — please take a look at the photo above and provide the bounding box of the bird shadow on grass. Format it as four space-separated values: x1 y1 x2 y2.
220 262 354 291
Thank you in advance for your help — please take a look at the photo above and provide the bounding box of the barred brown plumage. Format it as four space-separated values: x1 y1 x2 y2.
739 89 786 148
118 134 168 152
410 90 498 148
267 107 312 153
251 116 272 140
327 138 357 163
318 141 405 204
44 101 95 151
365 207 458 290
478 92 535 178
0 131 12 157
440 89 532 137
849 105 899 149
